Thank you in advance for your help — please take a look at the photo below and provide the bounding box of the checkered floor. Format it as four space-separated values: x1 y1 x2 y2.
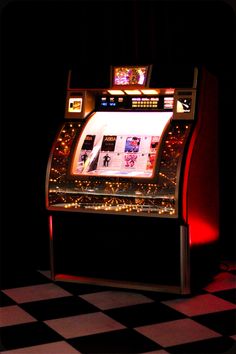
1 263 236 354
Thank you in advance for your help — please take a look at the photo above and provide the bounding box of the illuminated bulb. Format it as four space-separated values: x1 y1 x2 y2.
141 89 159 95
124 89 141 95
108 90 125 95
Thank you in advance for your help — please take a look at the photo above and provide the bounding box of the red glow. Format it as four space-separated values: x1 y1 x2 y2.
189 216 219 245
164 88 175 95
49 215 53 240
182 69 219 247
182 125 197 223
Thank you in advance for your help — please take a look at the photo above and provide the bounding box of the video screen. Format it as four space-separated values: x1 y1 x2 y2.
71 111 172 178
113 66 149 86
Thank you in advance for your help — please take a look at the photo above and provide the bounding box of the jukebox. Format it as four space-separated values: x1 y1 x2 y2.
45 65 219 294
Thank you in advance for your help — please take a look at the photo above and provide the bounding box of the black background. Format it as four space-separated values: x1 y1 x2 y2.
1 0 236 275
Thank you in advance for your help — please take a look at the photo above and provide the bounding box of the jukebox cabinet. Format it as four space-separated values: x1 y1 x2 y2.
45 65 219 294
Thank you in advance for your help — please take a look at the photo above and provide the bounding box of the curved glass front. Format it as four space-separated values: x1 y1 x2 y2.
71 111 172 178
46 114 191 217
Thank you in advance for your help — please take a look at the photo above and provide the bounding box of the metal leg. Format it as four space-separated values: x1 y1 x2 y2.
180 225 191 294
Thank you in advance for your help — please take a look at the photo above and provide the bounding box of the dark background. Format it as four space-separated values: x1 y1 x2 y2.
1 0 236 277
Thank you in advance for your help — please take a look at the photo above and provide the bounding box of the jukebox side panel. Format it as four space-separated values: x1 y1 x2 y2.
46 121 83 208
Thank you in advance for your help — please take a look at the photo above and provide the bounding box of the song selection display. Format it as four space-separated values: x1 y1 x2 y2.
76 134 160 176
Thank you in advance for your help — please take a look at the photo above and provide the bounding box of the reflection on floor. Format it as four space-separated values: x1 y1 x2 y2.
0 263 236 354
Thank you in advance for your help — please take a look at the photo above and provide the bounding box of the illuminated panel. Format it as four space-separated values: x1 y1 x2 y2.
68 97 83 113
107 90 125 95
71 111 172 178
177 97 192 113
124 90 142 95
164 97 174 110
141 89 159 95
173 90 196 120
132 97 159 108
113 66 149 86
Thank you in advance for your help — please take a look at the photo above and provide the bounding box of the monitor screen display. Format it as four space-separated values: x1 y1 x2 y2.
112 66 150 86
71 111 172 178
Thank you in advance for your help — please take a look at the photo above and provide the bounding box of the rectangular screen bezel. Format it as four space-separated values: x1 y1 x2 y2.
110 65 152 88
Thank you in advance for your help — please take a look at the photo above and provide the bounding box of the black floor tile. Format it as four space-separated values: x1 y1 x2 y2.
138 290 186 302
20 295 99 321
167 336 236 354
213 288 236 304
193 309 236 336
105 301 185 327
137 288 208 303
0 269 51 290
57 280 114 296
0 321 63 351
68 328 162 353
0 291 16 306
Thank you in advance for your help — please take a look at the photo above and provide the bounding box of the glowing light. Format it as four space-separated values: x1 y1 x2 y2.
124 90 142 95
189 216 219 245
165 89 175 95
113 66 148 86
49 215 53 240
107 90 125 95
141 89 159 95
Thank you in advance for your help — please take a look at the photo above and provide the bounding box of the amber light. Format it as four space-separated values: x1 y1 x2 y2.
107 90 125 95
124 89 142 95
141 89 159 95
165 89 175 95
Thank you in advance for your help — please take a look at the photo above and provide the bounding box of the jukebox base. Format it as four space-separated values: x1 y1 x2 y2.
53 273 183 294
49 211 193 294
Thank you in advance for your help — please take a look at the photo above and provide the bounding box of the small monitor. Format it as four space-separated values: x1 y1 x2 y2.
111 65 152 88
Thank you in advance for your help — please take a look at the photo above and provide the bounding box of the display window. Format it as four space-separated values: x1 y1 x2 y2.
71 111 172 178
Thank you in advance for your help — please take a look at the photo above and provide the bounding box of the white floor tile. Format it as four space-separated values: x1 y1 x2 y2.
38 270 52 279
79 290 153 310
204 272 236 292
0 341 81 354
135 318 221 347
44 311 126 339
162 294 236 316
3 283 72 303
0 305 36 327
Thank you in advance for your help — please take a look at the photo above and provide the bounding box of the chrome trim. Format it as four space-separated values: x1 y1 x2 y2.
49 216 55 281
49 242 55 281
54 274 182 294
180 225 191 294
193 67 198 89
